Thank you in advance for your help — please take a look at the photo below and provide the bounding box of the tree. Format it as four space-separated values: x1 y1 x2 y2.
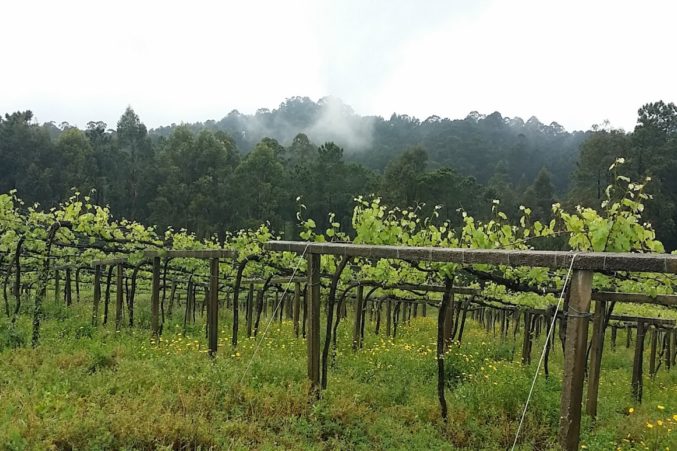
232 140 287 229
418 168 490 220
115 107 153 219
150 127 238 238
117 107 149 150
635 101 677 139
287 133 316 166
0 111 54 204
309 142 347 224
569 128 630 208
630 101 677 248
486 160 519 218
522 168 555 222
382 146 427 206
54 128 96 198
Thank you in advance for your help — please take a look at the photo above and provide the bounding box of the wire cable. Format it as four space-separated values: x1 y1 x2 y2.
511 254 578 450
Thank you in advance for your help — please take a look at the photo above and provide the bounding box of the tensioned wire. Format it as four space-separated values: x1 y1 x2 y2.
511 253 578 450
231 245 577 449
236 242 311 387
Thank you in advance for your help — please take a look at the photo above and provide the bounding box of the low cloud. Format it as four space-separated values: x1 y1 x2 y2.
305 96 374 151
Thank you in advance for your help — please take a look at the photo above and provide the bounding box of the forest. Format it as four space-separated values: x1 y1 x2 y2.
1 97 675 249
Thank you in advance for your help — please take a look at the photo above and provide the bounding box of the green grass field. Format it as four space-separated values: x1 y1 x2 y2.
1 292 675 450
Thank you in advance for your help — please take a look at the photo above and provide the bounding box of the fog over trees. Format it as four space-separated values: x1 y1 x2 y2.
1 97 676 248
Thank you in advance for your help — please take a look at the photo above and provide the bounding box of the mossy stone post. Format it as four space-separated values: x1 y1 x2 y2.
75 267 81 303
558 270 592 451
293 282 301 337
632 321 647 402
92 264 101 326
649 327 657 378
246 283 254 337
115 263 124 331
521 310 532 365
665 329 677 369
208 257 219 356
54 269 60 303
64 268 72 306
307 253 321 396
626 325 632 348
611 325 617 349
443 291 454 351
352 285 364 350
665 329 672 370
586 299 606 417
151 257 161 338
302 285 307 338
287 291 294 320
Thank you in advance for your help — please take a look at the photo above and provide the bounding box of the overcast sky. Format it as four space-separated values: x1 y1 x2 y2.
1 0 675 131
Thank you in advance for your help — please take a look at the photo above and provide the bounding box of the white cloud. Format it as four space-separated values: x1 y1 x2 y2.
0 0 675 131
369 0 677 130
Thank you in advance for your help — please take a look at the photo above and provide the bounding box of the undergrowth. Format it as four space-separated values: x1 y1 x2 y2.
0 292 675 450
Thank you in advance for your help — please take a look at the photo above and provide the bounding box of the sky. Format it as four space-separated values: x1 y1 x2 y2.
1 0 675 132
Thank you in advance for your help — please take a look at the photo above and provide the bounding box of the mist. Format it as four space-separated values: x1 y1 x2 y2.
154 96 376 153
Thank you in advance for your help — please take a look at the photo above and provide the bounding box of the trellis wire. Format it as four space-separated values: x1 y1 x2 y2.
237 242 311 387
511 253 578 450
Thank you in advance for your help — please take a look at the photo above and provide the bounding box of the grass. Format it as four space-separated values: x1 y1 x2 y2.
0 291 676 450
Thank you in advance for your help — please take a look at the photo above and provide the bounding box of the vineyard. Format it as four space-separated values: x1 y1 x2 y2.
1 163 677 450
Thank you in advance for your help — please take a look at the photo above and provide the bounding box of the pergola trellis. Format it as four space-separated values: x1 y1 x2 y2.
262 241 677 451
58 242 677 451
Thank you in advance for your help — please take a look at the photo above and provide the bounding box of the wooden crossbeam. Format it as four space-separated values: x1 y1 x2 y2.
144 249 238 259
592 291 677 307
91 257 127 267
264 241 677 274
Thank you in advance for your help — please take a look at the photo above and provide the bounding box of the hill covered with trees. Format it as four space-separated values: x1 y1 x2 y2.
1 97 675 248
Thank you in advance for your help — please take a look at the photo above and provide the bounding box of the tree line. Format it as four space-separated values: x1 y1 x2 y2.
0 99 675 249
